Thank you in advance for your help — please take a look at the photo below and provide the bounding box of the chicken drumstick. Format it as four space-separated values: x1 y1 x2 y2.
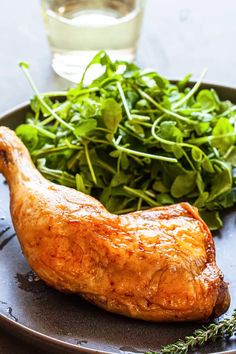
0 126 230 321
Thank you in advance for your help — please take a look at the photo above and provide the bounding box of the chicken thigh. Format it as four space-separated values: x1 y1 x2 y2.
0 126 230 321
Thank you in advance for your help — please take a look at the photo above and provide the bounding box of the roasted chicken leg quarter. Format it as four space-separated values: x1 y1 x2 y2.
0 126 230 322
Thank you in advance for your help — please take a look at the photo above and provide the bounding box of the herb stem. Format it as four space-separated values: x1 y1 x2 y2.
84 144 97 184
188 132 236 145
39 101 72 126
151 118 207 165
118 124 146 142
42 91 67 97
113 138 177 163
117 82 133 120
123 186 160 207
70 87 100 98
221 105 236 116
32 145 81 158
173 68 207 109
37 164 76 188
115 207 137 214
29 124 56 139
19 62 74 131
96 160 116 174
151 118 193 149
137 88 197 125
130 114 151 121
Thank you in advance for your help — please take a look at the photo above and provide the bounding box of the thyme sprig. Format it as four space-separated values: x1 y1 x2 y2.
147 309 236 354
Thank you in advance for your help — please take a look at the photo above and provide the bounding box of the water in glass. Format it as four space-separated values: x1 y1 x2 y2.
41 0 146 82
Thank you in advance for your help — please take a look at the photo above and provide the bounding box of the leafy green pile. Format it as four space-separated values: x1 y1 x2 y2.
17 51 236 230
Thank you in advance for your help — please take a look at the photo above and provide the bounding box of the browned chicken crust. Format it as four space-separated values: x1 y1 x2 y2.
0 127 230 321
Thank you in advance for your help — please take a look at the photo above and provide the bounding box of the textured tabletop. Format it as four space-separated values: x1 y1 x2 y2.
1 0 236 352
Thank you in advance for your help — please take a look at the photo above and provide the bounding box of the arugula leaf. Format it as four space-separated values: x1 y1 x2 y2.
15 124 39 151
200 210 223 230
197 89 220 112
225 146 236 166
208 165 232 201
153 180 169 193
101 98 122 134
171 172 197 198
156 193 174 205
177 73 192 91
194 192 209 208
159 121 183 143
75 173 86 193
74 119 97 137
212 117 235 154
110 171 131 187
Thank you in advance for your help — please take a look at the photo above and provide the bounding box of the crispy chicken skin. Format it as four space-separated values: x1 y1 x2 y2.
0 127 230 321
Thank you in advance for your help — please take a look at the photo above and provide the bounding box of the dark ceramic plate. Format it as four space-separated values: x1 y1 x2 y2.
0 83 236 354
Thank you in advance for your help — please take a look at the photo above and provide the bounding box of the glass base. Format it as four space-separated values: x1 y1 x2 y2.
51 48 136 83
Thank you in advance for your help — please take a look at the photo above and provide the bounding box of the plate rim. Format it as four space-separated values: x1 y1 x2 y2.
1 81 236 354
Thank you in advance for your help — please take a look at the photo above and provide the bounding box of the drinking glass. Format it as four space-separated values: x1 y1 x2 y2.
41 0 147 82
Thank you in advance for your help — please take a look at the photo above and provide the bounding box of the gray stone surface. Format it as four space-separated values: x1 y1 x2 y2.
0 0 236 352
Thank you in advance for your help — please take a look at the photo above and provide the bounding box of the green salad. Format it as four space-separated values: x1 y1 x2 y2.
17 51 236 230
